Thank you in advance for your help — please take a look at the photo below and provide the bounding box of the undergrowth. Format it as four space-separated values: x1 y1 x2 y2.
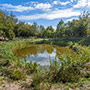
0 38 90 90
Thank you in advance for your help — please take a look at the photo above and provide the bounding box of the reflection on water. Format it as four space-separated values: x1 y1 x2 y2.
13 44 76 67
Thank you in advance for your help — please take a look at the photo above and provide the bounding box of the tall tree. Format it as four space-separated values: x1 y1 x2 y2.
76 11 89 37
56 20 66 38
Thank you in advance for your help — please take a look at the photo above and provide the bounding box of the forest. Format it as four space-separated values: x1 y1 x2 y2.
0 9 90 90
0 10 90 40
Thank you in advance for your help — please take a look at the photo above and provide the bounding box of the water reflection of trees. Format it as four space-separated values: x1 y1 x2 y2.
14 44 76 59
14 44 55 59
41 44 54 54
55 46 76 59
15 45 40 58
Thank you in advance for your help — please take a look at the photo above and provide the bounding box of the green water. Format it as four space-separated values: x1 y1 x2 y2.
13 44 76 67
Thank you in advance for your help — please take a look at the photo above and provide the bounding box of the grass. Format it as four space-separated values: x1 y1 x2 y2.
0 38 45 60
0 38 45 81
31 39 90 89
37 38 82 46
0 37 90 90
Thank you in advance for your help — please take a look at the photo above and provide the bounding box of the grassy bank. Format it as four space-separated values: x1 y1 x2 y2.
37 38 82 46
0 38 90 90
0 38 45 62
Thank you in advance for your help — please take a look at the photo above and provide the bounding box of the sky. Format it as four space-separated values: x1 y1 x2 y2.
0 0 90 29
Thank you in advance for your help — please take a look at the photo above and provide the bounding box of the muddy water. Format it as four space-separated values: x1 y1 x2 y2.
13 44 76 67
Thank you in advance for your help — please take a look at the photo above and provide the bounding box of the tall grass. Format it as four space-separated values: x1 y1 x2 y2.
31 43 90 89
0 38 90 89
0 38 44 80
0 38 45 61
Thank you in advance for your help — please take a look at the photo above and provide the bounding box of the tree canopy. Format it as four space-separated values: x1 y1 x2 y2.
0 10 90 40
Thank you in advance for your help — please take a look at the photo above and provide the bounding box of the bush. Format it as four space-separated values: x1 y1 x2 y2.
32 72 52 90
0 59 9 66
25 60 39 74
10 68 26 80
32 73 43 89
64 87 70 90
54 65 80 83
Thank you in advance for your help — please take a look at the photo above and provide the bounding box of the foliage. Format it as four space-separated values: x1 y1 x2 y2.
0 9 90 89
0 10 90 39
56 11 90 38
0 10 17 40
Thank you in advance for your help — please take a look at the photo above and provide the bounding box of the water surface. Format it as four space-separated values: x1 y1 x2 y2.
13 44 75 67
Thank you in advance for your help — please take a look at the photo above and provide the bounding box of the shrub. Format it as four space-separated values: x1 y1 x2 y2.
9 68 26 80
54 65 80 83
0 59 9 66
64 87 70 90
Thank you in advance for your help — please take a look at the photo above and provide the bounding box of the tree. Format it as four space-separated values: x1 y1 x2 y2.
39 25 46 37
31 22 40 37
56 20 66 38
46 26 54 38
0 10 16 39
77 11 89 37
65 20 80 37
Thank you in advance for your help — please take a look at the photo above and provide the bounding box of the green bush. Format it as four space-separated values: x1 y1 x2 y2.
64 87 70 90
54 65 80 83
10 68 26 80
0 66 10 76
32 73 43 90
25 60 39 74
68 41 73 46
0 59 9 66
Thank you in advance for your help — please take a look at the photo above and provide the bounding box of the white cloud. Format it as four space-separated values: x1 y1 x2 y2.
53 1 58 5
53 26 56 30
34 3 52 11
70 0 74 2
23 1 38 5
73 0 89 8
27 50 57 67
87 0 90 6
18 8 80 20
29 1 38 4
25 22 32 25
52 0 90 8
60 1 70 5
53 1 70 5
0 3 52 12
0 4 34 12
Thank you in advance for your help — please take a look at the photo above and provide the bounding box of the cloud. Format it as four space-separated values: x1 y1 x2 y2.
73 0 89 8
23 1 38 5
27 51 57 67
53 1 70 5
70 0 74 2
18 8 80 20
66 17 79 22
0 4 34 12
25 22 32 25
34 3 52 11
53 26 56 30
52 0 90 8
87 0 90 6
0 3 52 12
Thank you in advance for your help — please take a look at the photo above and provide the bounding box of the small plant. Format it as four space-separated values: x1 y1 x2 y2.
64 87 70 90
10 68 26 80
32 73 43 90
68 41 73 46
66 83 80 88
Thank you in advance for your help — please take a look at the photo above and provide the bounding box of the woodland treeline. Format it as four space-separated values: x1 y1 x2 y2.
0 10 90 40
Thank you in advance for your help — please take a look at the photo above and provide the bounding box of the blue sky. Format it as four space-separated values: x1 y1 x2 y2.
0 0 90 29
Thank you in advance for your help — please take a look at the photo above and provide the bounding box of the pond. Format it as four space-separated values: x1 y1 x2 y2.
13 44 76 67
